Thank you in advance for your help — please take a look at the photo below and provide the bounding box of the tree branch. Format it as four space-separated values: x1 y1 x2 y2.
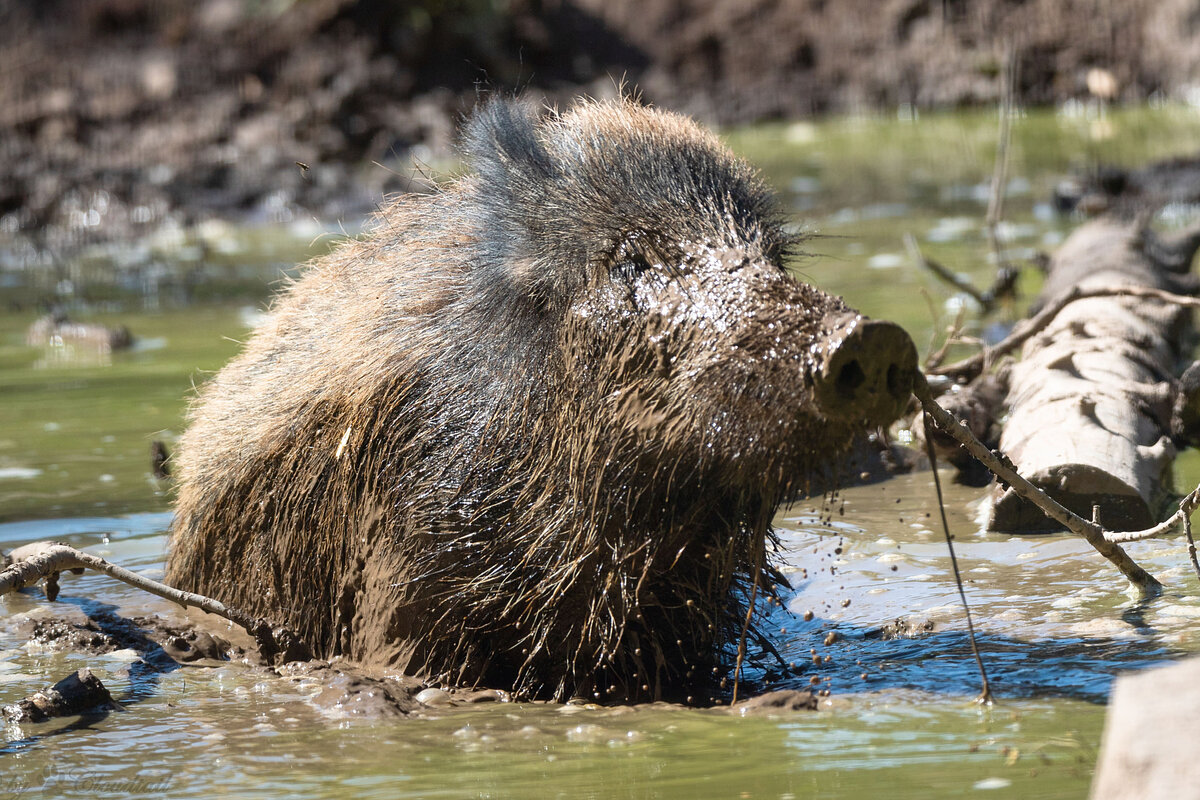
1102 487 1200 544
905 235 1020 318
931 285 1200 381
913 373 1164 597
985 41 1018 274
1 542 309 664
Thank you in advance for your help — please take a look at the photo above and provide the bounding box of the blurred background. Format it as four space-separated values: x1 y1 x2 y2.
3 0 1199 263
4 0 1200 520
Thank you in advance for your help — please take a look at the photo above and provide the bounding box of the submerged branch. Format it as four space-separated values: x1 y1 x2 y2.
922 411 993 705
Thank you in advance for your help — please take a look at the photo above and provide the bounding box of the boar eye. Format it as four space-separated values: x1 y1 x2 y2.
613 250 654 285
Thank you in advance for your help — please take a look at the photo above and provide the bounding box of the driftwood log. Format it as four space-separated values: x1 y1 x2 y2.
1054 153 1200 216
985 217 1200 532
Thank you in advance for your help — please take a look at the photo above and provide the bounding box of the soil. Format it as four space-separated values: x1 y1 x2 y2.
6 604 241 666
5 603 428 717
2 0 1198 262
3 596 823 717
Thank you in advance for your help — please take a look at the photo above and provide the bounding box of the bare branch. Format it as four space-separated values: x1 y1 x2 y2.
913 373 1164 597
921 412 993 705
1 542 309 664
931 285 1200 381
985 41 1018 272
1188 510 1200 583
921 306 967 372
1103 487 1200 544
906 234 991 308
905 234 1019 316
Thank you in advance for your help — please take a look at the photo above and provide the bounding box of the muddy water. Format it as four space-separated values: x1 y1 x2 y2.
3 104 1200 797
0 506 1117 799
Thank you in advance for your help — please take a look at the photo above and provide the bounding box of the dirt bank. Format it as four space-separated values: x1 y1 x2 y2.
1 0 1197 258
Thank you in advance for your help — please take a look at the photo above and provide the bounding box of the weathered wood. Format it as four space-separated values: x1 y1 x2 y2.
915 373 1162 595
986 218 1200 532
1091 657 1200 800
1055 155 1200 216
921 365 1009 486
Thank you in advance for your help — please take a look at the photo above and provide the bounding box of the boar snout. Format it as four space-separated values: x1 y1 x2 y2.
814 314 917 426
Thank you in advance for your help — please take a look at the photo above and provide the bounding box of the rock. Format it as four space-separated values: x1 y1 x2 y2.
732 689 818 715
2 668 117 723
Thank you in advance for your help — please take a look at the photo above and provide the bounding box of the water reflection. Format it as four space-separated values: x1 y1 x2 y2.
770 473 1200 705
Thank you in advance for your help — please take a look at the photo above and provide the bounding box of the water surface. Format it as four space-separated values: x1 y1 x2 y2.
3 104 1200 798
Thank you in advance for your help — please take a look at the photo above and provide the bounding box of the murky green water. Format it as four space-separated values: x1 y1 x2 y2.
3 104 1200 798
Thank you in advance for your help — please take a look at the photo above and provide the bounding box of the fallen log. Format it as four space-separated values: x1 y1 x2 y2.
916 372 1167 595
1054 154 1200 216
985 217 1200 532
921 365 1009 486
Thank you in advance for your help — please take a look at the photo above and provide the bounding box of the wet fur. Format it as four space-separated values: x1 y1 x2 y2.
168 98 863 702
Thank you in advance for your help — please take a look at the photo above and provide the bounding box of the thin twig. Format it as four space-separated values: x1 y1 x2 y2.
922 412 993 705
1187 511 1200 584
985 42 1017 272
731 537 764 705
906 235 1019 316
1104 487 1200 544
913 373 1164 596
931 285 1200 381
906 234 990 308
922 307 966 372
1 542 304 663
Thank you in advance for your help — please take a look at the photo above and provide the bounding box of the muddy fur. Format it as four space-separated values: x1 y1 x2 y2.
168 97 905 703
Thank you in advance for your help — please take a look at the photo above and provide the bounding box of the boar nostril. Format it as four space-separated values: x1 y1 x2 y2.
815 316 917 426
886 363 904 400
836 360 867 398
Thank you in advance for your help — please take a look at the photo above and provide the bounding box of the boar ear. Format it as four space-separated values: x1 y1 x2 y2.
463 98 557 201
463 98 577 301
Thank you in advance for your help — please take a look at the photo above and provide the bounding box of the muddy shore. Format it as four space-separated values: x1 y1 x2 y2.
2 0 1198 263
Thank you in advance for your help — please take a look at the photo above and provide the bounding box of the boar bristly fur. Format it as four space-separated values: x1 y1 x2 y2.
168 98 907 703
